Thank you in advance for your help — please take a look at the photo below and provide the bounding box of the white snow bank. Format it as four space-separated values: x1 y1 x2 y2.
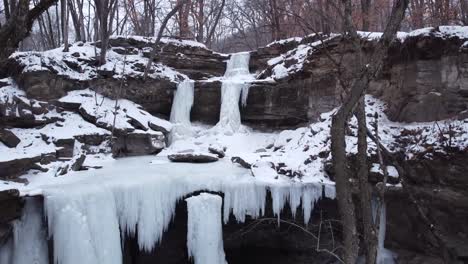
10 42 186 82
112 35 208 49
371 164 399 178
59 89 172 133
0 128 56 162
186 193 227 264
266 35 339 80
408 26 468 39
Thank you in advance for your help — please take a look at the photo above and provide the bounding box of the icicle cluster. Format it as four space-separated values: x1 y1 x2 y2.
3 156 335 264
186 193 227 264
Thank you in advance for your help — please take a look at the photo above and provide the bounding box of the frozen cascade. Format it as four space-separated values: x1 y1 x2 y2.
186 193 227 264
5 157 335 264
0 238 12 264
376 201 396 264
215 52 254 133
44 186 122 264
10 198 49 264
169 80 195 142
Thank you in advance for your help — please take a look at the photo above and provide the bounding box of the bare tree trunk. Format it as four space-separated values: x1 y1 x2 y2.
178 0 192 38
205 0 225 46
61 0 69 51
144 0 189 79
95 0 118 65
196 0 204 42
331 0 409 262
3 0 11 20
0 0 58 72
361 0 372 30
462 0 468 25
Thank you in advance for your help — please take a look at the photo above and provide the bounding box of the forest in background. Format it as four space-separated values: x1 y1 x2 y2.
1 0 467 53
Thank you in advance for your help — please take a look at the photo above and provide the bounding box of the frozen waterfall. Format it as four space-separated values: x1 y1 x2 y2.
1 157 335 264
214 52 253 134
169 80 195 142
186 193 227 264
3 198 49 264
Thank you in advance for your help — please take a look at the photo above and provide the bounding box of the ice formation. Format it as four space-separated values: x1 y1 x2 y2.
186 193 227 264
10 198 49 264
1 156 335 264
169 80 195 142
44 186 122 264
215 52 253 133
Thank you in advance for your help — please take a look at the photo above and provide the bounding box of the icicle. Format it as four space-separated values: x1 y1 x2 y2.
11 197 49 264
44 186 122 264
302 185 321 225
169 80 195 143
186 193 227 264
288 184 302 218
222 182 266 224
270 185 289 226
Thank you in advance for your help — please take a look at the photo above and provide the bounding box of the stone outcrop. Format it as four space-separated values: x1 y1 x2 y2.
8 31 467 126
168 152 219 163
0 129 20 148
112 132 165 157
385 151 468 262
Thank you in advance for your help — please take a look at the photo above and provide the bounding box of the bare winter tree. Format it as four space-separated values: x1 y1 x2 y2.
94 0 118 65
0 0 58 71
68 0 86 41
143 0 190 79
330 0 409 263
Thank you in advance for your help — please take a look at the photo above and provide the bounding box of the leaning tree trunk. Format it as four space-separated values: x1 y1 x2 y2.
331 0 409 262
0 0 58 75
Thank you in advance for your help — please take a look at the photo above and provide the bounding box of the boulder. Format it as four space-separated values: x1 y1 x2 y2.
231 156 252 169
112 132 165 157
208 145 226 158
0 129 20 148
55 138 75 158
71 154 86 171
168 152 218 163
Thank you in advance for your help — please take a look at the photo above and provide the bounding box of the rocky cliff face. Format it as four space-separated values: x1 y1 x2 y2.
7 28 468 128
1 28 468 264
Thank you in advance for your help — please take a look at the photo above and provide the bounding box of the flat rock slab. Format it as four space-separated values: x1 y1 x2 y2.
168 153 218 163
0 129 20 148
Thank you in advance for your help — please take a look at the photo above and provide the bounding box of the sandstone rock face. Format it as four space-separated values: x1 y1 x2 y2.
9 33 467 126
385 151 468 262
371 35 468 122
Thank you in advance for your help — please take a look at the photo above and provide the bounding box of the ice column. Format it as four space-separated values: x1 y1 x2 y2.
186 193 227 264
11 197 49 264
43 186 122 264
170 80 195 142
215 52 253 133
